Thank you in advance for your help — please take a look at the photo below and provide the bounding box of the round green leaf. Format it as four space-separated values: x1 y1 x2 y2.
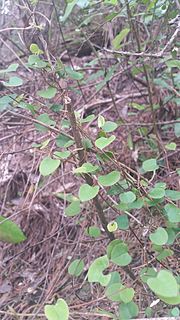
95 135 116 150
98 171 120 186
119 191 136 203
149 227 168 245
87 226 101 238
65 200 81 217
107 239 123 259
111 243 132 266
37 87 57 99
30 43 43 55
116 215 129 230
165 190 180 201
68 259 84 277
106 284 134 303
142 158 159 172
164 204 180 223
165 142 176 151
39 157 60 176
107 221 118 232
0 216 26 244
170 307 180 317
149 187 165 199
102 121 118 132
79 184 99 202
87 255 111 286
44 299 69 320
147 270 179 298
119 302 139 320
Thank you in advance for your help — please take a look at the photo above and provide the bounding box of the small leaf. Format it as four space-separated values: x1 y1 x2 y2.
119 191 136 203
87 226 101 238
149 227 168 245
165 142 176 151
39 157 60 176
3 76 23 87
0 63 19 74
35 113 56 132
87 255 111 286
65 200 81 217
0 216 26 244
79 184 99 202
56 134 74 148
44 298 69 320
95 135 116 150
106 284 134 303
164 204 180 223
174 120 180 138
147 270 178 298
107 221 118 232
68 259 84 277
98 115 105 128
111 243 132 266
74 162 99 174
37 87 57 99
30 43 43 55
54 151 71 159
102 121 118 132
142 158 159 172
119 302 139 320
98 171 120 186
107 239 123 259
116 215 129 230
165 190 180 201
65 66 84 80
148 187 165 199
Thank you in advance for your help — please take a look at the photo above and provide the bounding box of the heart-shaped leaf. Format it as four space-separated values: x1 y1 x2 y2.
37 87 57 99
106 283 134 303
119 302 139 320
164 204 180 223
0 216 26 244
119 191 136 203
74 162 99 174
68 259 84 277
142 158 159 172
65 200 81 217
95 135 116 150
39 157 60 176
102 121 118 132
111 243 132 266
3 76 23 87
149 227 168 245
147 270 178 298
79 184 99 202
98 171 120 186
44 298 69 320
87 255 111 286
149 187 165 199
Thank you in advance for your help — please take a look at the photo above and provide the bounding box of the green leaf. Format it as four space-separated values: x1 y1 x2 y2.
107 221 118 232
174 119 180 138
80 114 95 123
54 151 71 159
65 200 81 217
74 162 99 174
65 66 84 80
140 267 157 284
98 115 105 128
60 0 77 22
108 271 121 287
28 55 47 68
170 307 180 317
147 270 179 298
112 28 130 49
56 134 74 148
0 216 26 244
3 76 23 87
148 187 165 199
44 299 69 320
35 113 56 132
142 158 159 172
164 204 180 223
102 121 118 132
159 295 180 305
118 302 139 320
111 243 132 266
95 135 116 150
98 171 120 186
106 284 134 303
87 255 111 286
37 87 57 99
165 190 180 201
116 215 129 230
149 227 168 245
119 191 136 203
79 184 99 202
166 59 180 68
87 226 101 238
0 63 19 74
30 43 43 55
107 239 123 259
39 157 60 176
68 259 84 277
165 142 176 151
